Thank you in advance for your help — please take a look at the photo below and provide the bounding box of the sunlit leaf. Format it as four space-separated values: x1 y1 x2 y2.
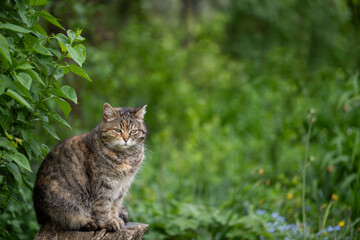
66 43 86 67
67 29 76 41
69 64 92 82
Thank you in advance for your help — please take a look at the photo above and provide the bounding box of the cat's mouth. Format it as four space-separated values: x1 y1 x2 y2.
118 142 132 149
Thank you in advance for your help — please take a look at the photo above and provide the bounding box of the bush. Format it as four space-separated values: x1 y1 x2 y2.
0 1 90 238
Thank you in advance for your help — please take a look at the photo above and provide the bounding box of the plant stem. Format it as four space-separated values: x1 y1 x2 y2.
320 202 333 240
302 117 314 240
28 53 65 120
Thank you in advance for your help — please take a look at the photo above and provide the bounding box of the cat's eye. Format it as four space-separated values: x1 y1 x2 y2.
130 130 138 135
113 129 122 133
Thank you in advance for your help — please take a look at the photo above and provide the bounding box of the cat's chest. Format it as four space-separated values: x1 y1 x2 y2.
115 151 144 172
111 174 134 199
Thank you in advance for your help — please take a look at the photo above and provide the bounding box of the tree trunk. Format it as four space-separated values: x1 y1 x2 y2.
34 222 148 240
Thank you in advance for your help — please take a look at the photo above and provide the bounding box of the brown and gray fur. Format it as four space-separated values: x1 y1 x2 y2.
33 103 147 231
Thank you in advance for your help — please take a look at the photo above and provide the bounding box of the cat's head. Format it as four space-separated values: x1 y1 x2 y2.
99 103 147 150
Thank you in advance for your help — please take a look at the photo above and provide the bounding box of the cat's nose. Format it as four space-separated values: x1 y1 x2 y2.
123 137 129 142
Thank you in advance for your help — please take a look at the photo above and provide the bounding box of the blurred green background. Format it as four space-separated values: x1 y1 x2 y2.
3 0 360 239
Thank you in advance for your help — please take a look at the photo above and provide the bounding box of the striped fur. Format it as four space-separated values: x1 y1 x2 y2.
33 103 147 231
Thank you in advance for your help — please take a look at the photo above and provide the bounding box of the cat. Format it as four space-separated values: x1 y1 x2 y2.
33 103 147 231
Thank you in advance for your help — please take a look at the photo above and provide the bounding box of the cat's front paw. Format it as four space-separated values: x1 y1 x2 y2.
105 218 125 232
81 221 99 231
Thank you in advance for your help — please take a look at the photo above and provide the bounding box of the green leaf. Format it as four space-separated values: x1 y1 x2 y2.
55 33 70 52
23 178 33 191
17 61 34 70
0 22 31 33
0 137 17 152
22 141 32 158
26 69 45 86
29 0 49 5
8 152 32 172
27 14 40 27
0 33 11 64
54 67 64 79
36 10 64 30
5 89 32 109
41 143 50 155
67 30 76 41
42 123 60 140
66 44 86 67
54 97 71 118
16 112 30 126
48 45 61 59
74 28 85 42
76 28 83 36
23 33 40 49
13 72 32 90
0 74 12 95
14 0 29 27
7 162 22 186
19 128 33 140
69 64 92 82
33 43 53 56
0 111 12 132
0 194 8 209
46 112 71 128
61 85 77 104
12 81 33 100
74 35 85 43
62 65 70 75
31 23 48 36
27 139 42 157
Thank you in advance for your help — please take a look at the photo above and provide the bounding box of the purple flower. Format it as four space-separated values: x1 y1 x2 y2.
278 216 286 222
327 226 335 232
256 209 266 215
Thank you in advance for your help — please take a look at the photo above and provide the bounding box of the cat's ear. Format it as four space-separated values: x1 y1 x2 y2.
103 103 118 121
135 105 147 120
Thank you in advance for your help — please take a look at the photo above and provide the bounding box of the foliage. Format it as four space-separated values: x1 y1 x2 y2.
0 0 90 239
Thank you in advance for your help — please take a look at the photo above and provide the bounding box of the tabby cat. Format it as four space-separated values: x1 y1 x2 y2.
33 103 147 231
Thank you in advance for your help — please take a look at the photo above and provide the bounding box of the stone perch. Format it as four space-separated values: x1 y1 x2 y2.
34 222 148 240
